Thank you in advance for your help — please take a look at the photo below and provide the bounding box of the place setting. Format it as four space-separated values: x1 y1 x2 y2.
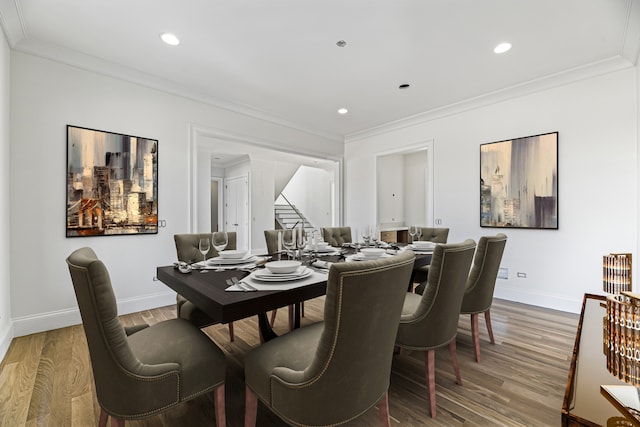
346 247 395 262
225 260 324 291
405 241 437 253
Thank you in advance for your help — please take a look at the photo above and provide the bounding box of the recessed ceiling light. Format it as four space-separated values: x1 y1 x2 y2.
337 108 348 115
494 42 512 54
399 83 410 90
161 33 180 46
336 40 347 48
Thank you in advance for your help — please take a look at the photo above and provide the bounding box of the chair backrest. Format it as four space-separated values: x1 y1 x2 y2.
460 233 507 314
321 226 352 246
418 227 449 243
66 247 180 416
268 250 416 425
397 239 476 349
263 229 292 254
174 232 237 263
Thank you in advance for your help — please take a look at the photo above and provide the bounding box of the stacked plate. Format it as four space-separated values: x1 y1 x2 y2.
252 262 312 282
207 253 258 266
409 241 436 252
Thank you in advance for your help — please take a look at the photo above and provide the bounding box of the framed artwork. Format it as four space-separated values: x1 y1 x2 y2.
480 131 558 229
66 125 158 237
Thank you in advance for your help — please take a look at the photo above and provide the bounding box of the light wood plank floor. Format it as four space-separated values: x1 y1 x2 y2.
0 297 578 426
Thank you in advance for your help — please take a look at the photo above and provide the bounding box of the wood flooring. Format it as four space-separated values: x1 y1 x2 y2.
0 297 578 426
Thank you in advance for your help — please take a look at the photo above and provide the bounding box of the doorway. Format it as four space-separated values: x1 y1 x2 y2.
224 175 249 250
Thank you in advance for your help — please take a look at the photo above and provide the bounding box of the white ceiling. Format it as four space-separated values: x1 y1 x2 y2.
1 0 639 139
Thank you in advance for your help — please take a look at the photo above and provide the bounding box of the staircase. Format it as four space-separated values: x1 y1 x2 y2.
274 204 314 231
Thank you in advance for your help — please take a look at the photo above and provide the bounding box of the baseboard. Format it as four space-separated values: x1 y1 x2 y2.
494 286 582 314
12 291 176 337
0 321 14 365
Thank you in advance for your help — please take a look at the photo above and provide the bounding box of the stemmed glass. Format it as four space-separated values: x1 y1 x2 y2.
361 225 371 248
409 225 418 243
415 226 422 242
198 238 210 273
212 232 228 271
282 229 296 259
371 225 380 247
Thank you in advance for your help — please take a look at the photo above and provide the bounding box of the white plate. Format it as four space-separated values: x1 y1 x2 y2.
349 253 392 261
310 245 336 253
251 267 312 282
408 244 434 252
207 255 257 265
218 249 249 259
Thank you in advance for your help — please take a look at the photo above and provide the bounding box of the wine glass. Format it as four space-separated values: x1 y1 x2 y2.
211 232 228 271
409 225 417 243
361 225 371 248
198 238 210 273
415 227 422 242
282 229 296 259
371 225 380 247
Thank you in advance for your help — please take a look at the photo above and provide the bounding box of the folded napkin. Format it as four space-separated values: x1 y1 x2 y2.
311 260 332 270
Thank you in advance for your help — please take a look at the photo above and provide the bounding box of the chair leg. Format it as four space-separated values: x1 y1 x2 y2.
377 391 391 427
99 409 108 427
99 409 124 427
214 384 226 427
244 385 258 427
484 309 495 344
424 349 436 418
228 322 235 342
449 340 462 385
471 313 481 362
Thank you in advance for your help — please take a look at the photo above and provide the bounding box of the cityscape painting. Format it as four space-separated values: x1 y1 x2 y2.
480 132 558 229
66 125 158 237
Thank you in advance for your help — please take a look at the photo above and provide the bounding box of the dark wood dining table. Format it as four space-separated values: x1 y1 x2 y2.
156 248 431 341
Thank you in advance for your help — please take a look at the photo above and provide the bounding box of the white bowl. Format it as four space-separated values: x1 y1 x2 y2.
265 260 302 274
360 248 386 259
316 241 330 247
219 249 249 259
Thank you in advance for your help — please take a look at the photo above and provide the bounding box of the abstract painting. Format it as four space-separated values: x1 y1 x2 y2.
66 125 158 237
480 132 558 229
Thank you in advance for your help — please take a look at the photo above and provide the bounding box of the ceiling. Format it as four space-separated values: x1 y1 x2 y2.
1 0 639 139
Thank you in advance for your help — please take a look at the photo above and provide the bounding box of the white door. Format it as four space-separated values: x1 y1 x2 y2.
224 175 249 250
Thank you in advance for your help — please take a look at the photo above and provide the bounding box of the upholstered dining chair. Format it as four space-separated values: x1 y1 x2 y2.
321 226 352 246
395 239 476 418
174 232 237 340
412 227 450 294
263 229 301 328
244 250 416 426
460 233 507 362
66 247 226 427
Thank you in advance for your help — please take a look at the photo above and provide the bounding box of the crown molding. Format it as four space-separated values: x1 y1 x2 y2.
345 56 634 143
12 37 344 144
0 0 25 47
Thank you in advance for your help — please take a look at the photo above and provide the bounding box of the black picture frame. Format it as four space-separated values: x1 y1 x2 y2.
66 125 158 237
480 131 558 229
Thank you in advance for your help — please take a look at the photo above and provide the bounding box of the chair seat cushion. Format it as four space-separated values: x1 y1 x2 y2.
245 322 323 403
128 318 226 401
400 292 422 320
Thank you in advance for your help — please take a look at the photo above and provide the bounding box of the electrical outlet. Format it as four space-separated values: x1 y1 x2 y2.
498 267 508 279
517 272 527 278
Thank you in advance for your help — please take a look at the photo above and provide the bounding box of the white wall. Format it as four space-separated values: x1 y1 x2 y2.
346 68 638 313
0 29 12 361
9 51 343 336
281 165 333 229
250 158 276 253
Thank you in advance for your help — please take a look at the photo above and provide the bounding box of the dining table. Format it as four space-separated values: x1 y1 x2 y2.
156 245 432 341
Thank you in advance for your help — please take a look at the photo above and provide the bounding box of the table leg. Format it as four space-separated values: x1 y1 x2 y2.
257 302 302 342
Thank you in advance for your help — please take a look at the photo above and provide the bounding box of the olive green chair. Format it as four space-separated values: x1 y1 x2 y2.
244 250 416 426
263 229 301 328
395 239 476 418
66 247 226 427
460 233 507 362
321 226 352 246
174 232 237 340
412 227 450 294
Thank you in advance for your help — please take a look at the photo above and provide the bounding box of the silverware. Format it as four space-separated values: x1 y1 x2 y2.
232 276 257 291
